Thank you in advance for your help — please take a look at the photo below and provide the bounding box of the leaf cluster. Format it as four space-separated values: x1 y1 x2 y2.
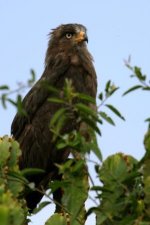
98 80 125 127
0 136 28 225
124 59 150 96
0 69 36 116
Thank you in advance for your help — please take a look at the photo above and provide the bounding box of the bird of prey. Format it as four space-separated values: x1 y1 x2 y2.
11 23 97 212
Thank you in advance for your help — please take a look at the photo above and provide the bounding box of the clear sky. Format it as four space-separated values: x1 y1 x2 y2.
0 1 150 224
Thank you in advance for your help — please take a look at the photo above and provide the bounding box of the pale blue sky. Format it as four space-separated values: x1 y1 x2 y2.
0 1 150 224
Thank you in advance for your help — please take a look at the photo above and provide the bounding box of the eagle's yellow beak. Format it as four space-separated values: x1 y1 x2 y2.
75 31 88 43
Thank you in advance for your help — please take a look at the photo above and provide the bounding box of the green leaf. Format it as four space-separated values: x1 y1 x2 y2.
8 171 28 184
33 201 51 214
123 85 142 96
7 139 21 168
7 175 24 197
100 153 128 182
99 111 115 126
61 159 88 225
21 168 45 176
0 85 9 90
28 69 36 85
1 94 7 108
98 92 103 101
105 104 125 121
96 211 108 225
49 180 68 193
41 82 59 95
50 108 66 127
134 66 146 81
75 103 98 121
48 97 65 104
82 116 101 135
104 80 119 97
109 86 119 96
56 141 68 149
89 138 102 161
0 207 9 225
45 213 67 225
0 138 10 166
99 153 138 189
105 80 111 93
143 86 150 91
50 108 67 141
16 95 27 116
144 130 150 153
77 93 96 104
17 95 22 109
64 78 74 100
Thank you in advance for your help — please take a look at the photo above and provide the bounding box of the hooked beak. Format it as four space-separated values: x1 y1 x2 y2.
75 31 88 43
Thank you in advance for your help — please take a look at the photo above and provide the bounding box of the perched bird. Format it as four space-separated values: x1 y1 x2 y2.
11 23 97 212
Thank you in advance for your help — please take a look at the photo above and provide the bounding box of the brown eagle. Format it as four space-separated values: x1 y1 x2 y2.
11 23 97 212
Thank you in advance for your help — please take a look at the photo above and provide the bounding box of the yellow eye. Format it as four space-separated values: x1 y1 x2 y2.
66 33 73 39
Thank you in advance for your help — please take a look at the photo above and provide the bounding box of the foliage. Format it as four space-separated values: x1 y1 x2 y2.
124 57 150 96
0 69 35 115
0 136 28 225
0 64 150 225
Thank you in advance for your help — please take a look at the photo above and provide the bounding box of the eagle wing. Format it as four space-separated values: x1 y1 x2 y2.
11 53 70 140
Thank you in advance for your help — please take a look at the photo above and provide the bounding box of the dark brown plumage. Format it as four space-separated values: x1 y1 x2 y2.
11 23 97 211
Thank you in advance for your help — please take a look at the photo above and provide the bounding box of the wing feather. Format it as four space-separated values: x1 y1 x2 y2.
11 54 70 139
